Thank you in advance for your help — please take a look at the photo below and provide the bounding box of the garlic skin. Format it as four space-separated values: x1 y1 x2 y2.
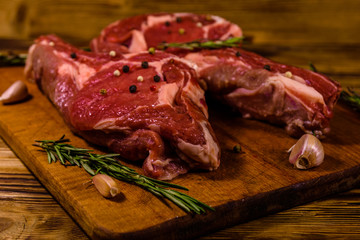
92 174 119 198
0 80 29 104
288 134 324 169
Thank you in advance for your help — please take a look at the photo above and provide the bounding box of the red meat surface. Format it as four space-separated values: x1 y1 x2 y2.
91 13 341 137
25 35 220 180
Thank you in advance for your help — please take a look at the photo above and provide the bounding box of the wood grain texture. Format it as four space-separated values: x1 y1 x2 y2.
0 138 88 239
0 67 359 239
0 0 360 239
2 135 360 240
1 0 360 46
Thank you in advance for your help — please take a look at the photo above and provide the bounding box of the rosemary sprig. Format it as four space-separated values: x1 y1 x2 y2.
33 135 214 214
0 52 27 67
157 37 244 51
340 87 360 112
309 62 317 72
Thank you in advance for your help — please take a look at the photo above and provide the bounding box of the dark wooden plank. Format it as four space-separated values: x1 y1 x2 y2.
0 138 88 239
1 0 360 47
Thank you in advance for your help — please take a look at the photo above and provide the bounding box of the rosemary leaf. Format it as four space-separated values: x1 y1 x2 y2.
33 136 214 214
340 87 360 112
157 37 244 51
81 162 96 175
45 149 52 164
0 52 27 67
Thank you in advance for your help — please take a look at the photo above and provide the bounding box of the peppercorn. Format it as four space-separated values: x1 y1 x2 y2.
109 50 116 57
148 47 155 54
263 65 271 71
141 61 149 69
113 69 121 76
176 17 182 23
235 51 241 57
122 65 130 73
137 75 144 82
165 21 170 26
150 85 156 91
129 85 137 93
99 89 107 95
70 52 77 59
153 75 161 82
178 28 185 35
233 144 242 153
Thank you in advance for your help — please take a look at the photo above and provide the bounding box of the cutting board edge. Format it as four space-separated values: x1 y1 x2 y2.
90 164 360 240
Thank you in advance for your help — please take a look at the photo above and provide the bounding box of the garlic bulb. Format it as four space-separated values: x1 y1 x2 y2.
288 134 324 169
0 80 29 104
92 174 119 198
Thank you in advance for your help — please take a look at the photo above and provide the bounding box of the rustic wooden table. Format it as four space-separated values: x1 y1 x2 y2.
1 0 360 239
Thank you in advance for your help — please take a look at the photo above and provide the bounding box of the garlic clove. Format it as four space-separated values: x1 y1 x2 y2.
288 134 324 169
92 174 119 198
0 80 29 104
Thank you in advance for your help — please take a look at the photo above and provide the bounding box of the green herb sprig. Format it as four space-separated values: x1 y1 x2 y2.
340 87 360 112
0 52 27 67
33 136 214 214
157 37 244 51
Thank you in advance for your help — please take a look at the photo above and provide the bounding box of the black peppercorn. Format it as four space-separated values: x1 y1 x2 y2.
176 17 182 23
235 51 241 57
263 65 271 71
233 144 242 153
141 61 149 69
129 85 137 93
165 21 170 26
153 75 161 82
70 52 77 59
122 65 130 73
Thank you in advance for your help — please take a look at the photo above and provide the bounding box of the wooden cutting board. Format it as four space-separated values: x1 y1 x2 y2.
1 67 360 240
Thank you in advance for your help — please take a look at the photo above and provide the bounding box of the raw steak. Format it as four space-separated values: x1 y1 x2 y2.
184 48 341 137
91 13 242 55
91 13 341 137
25 35 220 180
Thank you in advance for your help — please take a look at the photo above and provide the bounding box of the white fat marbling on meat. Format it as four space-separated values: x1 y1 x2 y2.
227 73 325 114
93 118 132 133
284 73 306 85
272 73 325 108
184 53 249 73
145 15 173 29
184 53 219 72
24 44 36 81
148 124 160 132
181 73 208 118
157 83 179 106
144 13 192 30
177 121 219 170
220 23 243 40
146 54 198 77
53 51 96 89
201 15 242 39
128 30 148 52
